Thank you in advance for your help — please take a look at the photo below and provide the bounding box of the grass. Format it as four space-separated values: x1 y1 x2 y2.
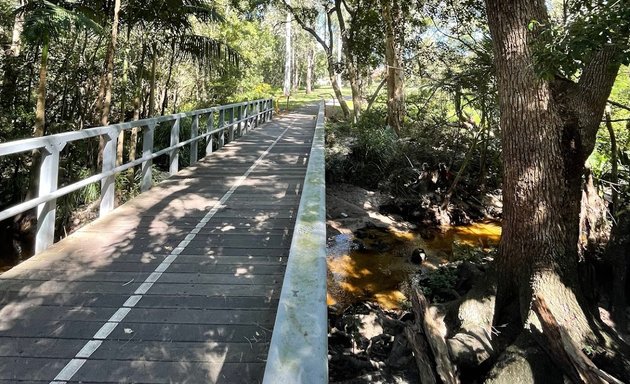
272 85 355 113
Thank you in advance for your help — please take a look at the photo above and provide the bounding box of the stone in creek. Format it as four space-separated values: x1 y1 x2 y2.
410 248 426 265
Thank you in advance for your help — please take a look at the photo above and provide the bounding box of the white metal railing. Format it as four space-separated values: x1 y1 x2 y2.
0 98 273 254
263 101 327 383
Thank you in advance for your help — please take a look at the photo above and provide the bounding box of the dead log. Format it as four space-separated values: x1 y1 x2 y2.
404 324 438 384
532 295 623 384
410 288 459 384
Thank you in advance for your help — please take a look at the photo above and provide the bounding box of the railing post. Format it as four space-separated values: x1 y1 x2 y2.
218 109 225 148
260 101 265 123
243 103 249 135
191 114 199 165
236 105 243 137
35 143 61 254
141 122 155 192
249 102 255 130
269 98 274 120
170 117 180 175
228 107 235 143
206 112 214 156
100 128 118 217
255 101 260 127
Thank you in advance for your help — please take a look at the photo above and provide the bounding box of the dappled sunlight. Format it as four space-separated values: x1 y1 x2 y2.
0 298 42 331
327 222 502 310
0 106 315 383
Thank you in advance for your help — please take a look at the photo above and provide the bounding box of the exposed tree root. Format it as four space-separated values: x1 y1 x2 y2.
532 295 623 384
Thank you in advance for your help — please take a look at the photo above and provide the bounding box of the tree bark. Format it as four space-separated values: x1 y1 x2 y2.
117 44 130 166
27 35 50 199
334 0 363 121
306 47 314 94
160 40 177 116
148 42 158 117
380 0 405 136
98 0 121 168
485 0 625 359
283 5 292 97
1 0 25 112
33 36 50 139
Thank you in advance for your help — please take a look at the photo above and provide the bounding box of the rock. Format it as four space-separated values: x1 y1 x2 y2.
455 261 484 294
484 333 564 384
410 248 427 265
329 327 353 348
447 328 493 369
357 312 384 340
387 334 413 368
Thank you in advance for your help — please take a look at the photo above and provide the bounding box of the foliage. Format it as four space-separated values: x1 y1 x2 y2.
411 265 458 303
531 0 630 79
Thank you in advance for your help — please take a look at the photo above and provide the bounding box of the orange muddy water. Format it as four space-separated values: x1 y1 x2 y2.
326 221 501 310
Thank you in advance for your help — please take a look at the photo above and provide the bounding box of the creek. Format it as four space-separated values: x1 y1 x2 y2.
327 221 501 310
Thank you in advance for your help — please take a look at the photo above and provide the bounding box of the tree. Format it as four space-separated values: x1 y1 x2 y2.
283 3 291 98
380 0 404 135
20 0 101 140
282 1 351 119
485 0 630 377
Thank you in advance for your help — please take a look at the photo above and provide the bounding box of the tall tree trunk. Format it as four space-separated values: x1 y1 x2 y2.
128 42 146 183
292 44 299 90
283 5 292 98
336 30 342 87
306 47 314 94
381 0 405 136
161 40 176 116
148 42 158 117
10 0 24 56
486 0 628 376
33 36 50 139
334 0 363 121
117 44 129 166
98 0 121 168
1 0 25 112
27 35 50 198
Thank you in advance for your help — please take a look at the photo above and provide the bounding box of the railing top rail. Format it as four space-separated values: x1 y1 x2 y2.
0 98 272 157
263 101 328 384
0 97 274 254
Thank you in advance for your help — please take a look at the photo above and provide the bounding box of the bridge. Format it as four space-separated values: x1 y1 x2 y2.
0 99 327 383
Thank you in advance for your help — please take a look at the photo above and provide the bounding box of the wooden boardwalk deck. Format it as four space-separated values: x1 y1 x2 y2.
0 105 318 383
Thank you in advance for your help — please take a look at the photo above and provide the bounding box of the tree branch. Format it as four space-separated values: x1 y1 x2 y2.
366 76 387 112
576 46 623 154
280 1 330 53
608 99 630 113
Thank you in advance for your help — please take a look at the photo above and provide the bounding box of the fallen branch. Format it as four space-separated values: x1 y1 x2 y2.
405 324 438 384
410 288 459 384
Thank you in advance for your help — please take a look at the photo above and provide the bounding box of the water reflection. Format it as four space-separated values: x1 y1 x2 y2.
326 221 501 310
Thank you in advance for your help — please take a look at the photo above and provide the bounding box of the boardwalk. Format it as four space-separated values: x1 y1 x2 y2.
0 105 318 383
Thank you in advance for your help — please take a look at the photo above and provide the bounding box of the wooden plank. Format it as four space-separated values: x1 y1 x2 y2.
74 359 266 383
0 337 268 363
6 260 286 274
2 271 283 285
0 292 278 310
0 280 282 297
1 305 277 326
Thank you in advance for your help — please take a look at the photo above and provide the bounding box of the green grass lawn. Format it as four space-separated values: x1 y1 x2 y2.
271 85 355 112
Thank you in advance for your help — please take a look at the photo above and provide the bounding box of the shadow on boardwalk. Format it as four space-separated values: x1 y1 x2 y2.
0 105 318 383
